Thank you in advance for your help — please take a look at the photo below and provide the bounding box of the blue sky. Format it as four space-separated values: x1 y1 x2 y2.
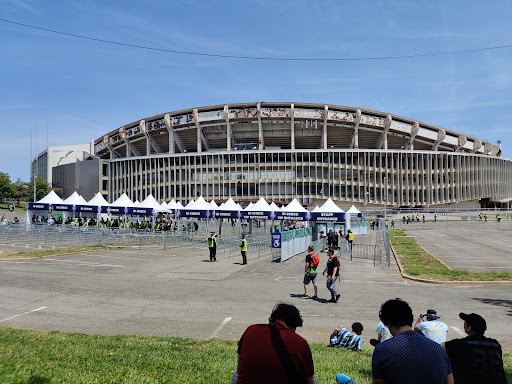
1 0 512 182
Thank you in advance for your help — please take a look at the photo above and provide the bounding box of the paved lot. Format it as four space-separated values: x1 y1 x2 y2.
398 221 512 272
1 231 511 351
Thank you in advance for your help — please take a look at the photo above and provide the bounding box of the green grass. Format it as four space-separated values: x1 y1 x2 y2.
1 245 104 258
0 327 510 383
0 202 27 214
388 229 512 281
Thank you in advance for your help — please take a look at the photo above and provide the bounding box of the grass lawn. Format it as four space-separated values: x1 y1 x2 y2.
388 229 512 281
1 327 510 384
0 245 104 258
0 202 27 214
0 327 375 384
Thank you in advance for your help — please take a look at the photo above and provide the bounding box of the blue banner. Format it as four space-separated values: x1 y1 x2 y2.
214 210 240 219
178 209 211 219
28 203 48 210
53 204 74 212
240 211 272 220
103 206 127 215
271 232 282 248
274 211 308 221
310 212 345 222
127 207 153 216
76 205 99 214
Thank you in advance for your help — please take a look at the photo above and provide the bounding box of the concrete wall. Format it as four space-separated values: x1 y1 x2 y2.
52 159 103 201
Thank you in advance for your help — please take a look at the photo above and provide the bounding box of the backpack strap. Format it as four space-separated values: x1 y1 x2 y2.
268 323 298 383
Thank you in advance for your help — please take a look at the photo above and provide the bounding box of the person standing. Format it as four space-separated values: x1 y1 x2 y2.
345 230 354 252
207 232 218 262
303 245 319 299
372 298 454 384
442 312 507 384
322 248 340 303
240 234 247 265
414 309 448 343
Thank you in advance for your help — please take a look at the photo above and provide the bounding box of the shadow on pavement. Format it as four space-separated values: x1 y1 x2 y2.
471 298 512 316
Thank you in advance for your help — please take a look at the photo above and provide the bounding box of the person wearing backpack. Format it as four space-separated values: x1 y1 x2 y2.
322 248 341 303
303 245 319 299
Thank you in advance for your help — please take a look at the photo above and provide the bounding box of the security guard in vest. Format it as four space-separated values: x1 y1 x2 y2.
240 234 248 265
208 232 218 262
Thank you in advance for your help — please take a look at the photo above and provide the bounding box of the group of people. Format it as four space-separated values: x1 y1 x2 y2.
207 232 248 265
402 214 425 224
303 245 342 303
232 299 507 384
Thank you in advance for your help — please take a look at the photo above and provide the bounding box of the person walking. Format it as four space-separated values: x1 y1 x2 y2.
303 245 319 299
240 234 248 265
207 232 218 262
322 248 340 303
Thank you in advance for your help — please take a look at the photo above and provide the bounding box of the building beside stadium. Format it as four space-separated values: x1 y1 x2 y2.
55 102 512 208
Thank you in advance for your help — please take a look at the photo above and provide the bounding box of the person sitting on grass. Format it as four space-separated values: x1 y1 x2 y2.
329 322 364 352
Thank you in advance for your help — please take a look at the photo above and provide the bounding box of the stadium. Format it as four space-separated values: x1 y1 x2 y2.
93 102 512 208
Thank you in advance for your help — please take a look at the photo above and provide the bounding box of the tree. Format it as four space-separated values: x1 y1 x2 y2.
26 177 52 202
14 178 30 205
0 172 16 201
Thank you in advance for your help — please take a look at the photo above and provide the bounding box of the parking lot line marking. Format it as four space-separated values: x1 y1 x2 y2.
208 317 232 340
451 326 465 337
0 306 47 323
45 259 125 268
86 254 154 261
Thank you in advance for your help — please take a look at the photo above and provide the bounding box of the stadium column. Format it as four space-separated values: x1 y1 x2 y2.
257 102 264 150
352 109 361 149
409 121 419 150
434 128 446 151
323 105 328 149
290 103 295 150
194 109 202 153
224 105 232 151
164 114 175 154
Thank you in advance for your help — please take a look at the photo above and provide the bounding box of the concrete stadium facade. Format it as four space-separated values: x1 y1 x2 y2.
94 102 512 208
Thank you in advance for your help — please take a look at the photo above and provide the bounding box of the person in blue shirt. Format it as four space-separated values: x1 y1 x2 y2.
372 298 454 384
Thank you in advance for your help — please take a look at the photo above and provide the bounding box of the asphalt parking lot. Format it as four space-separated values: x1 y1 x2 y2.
1 230 511 351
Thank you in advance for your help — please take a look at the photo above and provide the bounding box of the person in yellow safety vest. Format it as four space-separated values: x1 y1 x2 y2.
207 232 218 262
345 230 354 251
70 219 76 227
240 234 248 265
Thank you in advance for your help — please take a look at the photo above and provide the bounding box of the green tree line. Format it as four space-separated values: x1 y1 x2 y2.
0 172 52 204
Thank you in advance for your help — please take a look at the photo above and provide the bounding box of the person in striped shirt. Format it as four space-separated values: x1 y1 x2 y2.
329 322 364 352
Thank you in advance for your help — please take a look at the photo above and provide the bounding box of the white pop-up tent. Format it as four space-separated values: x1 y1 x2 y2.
139 194 172 213
346 205 363 217
242 197 273 220
37 190 63 205
275 198 309 221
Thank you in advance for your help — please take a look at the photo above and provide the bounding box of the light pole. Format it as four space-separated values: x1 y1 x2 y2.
383 176 387 218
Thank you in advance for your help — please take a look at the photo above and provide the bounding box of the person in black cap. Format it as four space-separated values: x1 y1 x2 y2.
207 232 218 262
442 312 507 384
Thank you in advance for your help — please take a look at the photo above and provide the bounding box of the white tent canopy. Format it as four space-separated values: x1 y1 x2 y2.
110 193 136 208
218 197 240 211
139 194 171 212
316 198 345 213
245 197 271 211
346 205 362 214
87 192 110 207
209 200 219 210
176 202 185 209
185 196 212 211
269 202 281 212
36 190 63 205
311 205 319 212
166 200 179 210
62 191 88 206
281 198 308 213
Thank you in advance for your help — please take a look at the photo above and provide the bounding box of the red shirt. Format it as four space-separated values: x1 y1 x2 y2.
236 322 314 384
